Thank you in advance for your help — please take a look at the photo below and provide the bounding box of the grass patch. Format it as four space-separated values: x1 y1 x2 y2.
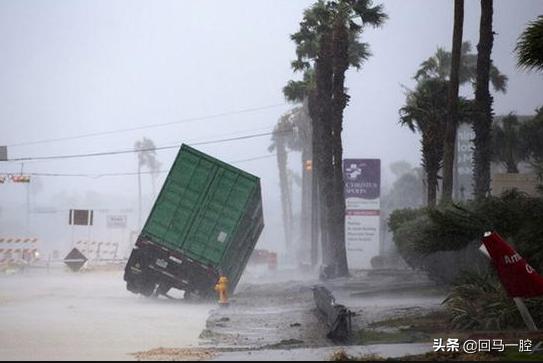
357 328 430 344
356 309 459 345
368 310 449 332
332 349 543 361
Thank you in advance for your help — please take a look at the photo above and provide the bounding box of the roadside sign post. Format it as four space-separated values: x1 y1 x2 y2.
479 232 542 331
69 209 94 249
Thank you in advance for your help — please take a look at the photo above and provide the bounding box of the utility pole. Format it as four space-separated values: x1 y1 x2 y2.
138 164 142 228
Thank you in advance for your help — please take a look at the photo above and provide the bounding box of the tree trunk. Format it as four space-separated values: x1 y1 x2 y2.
315 30 335 270
308 92 321 267
329 16 350 277
473 0 494 199
442 0 464 203
276 139 293 251
422 137 440 208
301 141 314 266
427 170 438 208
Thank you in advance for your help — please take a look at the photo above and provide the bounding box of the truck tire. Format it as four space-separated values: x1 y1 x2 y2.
140 281 156 297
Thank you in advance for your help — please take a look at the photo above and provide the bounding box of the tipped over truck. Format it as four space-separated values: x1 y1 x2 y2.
124 144 264 298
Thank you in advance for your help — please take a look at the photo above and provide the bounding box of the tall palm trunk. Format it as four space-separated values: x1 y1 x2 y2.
308 92 322 267
442 0 464 203
504 120 519 173
315 30 335 269
473 0 494 199
276 139 293 251
329 15 350 277
423 141 440 207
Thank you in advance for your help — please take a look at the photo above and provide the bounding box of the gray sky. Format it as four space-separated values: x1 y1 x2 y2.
1 0 542 250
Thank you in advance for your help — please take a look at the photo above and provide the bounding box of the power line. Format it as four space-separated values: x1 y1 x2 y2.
6 103 287 148
1 129 292 163
0 153 281 178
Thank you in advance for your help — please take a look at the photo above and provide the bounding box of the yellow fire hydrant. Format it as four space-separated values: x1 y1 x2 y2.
214 276 229 306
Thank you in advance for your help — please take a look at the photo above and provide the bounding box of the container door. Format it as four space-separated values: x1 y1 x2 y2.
142 150 216 250
181 168 256 266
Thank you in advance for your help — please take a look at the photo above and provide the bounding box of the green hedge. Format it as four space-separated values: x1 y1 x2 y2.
388 190 543 282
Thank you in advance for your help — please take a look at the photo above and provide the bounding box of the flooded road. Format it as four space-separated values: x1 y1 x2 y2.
0 269 213 361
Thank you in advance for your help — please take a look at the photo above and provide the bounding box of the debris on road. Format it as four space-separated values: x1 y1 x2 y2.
313 286 353 342
132 347 215 361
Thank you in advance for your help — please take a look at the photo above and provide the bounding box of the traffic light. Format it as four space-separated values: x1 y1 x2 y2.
10 175 31 183
305 159 312 171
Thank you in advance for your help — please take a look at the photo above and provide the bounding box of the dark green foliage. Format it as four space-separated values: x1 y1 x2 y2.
516 15 543 72
520 107 543 163
445 270 543 330
399 74 475 207
414 41 508 93
284 0 387 102
283 69 315 103
491 113 527 173
389 190 543 278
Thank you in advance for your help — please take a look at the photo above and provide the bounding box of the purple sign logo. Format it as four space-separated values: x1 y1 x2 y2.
344 159 381 200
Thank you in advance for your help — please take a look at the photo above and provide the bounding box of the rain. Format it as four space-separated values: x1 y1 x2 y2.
1 0 543 361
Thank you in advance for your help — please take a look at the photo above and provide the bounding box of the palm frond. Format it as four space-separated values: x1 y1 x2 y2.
516 15 543 72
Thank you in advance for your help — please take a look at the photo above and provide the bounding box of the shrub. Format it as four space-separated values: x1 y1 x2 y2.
388 190 543 281
444 270 543 330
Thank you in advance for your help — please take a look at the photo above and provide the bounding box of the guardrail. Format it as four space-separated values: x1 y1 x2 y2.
312 286 353 342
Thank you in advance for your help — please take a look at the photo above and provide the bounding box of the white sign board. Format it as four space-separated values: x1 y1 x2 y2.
344 159 381 270
455 123 475 200
345 210 380 269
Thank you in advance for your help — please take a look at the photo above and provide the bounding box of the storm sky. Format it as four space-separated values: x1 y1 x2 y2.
1 0 542 250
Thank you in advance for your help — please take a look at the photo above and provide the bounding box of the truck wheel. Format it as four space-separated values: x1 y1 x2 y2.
140 281 156 297
126 281 139 294
155 284 171 297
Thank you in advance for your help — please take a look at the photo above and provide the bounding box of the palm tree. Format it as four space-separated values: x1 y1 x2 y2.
134 137 162 227
520 107 543 165
268 111 297 253
415 39 507 203
491 113 526 173
473 0 495 200
516 15 543 73
442 0 464 204
286 0 387 277
400 79 449 207
415 42 507 92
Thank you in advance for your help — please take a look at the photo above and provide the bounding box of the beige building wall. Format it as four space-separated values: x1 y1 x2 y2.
491 173 540 197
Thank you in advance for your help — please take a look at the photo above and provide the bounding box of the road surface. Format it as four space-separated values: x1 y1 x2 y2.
0 269 213 361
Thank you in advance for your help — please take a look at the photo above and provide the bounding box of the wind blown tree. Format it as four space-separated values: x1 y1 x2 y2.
473 0 495 199
134 137 162 227
491 113 527 173
521 108 543 193
285 0 387 277
400 79 449 207
521 107 543 169
415 42 508 92
400 78 474 207
415 40 507 202
516 15 543 73
268 112 297 253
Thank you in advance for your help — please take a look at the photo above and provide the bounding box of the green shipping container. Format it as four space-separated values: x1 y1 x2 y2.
124 144 264 298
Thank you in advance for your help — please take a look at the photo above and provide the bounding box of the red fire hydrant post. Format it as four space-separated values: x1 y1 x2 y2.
214 276 229 307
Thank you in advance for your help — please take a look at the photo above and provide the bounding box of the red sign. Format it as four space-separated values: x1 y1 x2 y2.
482 232 543 298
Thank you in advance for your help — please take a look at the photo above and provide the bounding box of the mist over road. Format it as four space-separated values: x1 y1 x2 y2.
0 270 212 361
